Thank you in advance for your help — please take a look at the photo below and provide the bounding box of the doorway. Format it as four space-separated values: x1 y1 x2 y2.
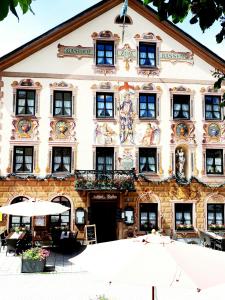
90 200 117 243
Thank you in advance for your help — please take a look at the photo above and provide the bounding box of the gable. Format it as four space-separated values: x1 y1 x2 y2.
0 0 224 72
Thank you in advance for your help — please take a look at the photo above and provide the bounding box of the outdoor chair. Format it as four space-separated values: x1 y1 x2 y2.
5 239 20 256
0 232 7 252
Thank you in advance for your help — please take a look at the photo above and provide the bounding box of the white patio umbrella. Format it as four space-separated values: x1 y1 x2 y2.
70 234 225 299
0 198 70 245
0 198 70 216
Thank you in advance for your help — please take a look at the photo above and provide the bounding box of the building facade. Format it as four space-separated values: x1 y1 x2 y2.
0 0 225 242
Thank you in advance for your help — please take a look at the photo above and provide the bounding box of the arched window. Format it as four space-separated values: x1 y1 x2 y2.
9 196 31 230
114 15 133 25
50 196 71 229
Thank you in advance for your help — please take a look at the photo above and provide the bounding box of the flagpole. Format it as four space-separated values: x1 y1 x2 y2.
120 0 128 43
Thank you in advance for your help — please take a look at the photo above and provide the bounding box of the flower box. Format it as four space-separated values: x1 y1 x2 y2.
21 258 45 273
208 224 225 231
176 224 194 231
21 247 49 273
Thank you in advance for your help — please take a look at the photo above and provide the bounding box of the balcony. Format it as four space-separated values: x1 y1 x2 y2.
74 170 135 191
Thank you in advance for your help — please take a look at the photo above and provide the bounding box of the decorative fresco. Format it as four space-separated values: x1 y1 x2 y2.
138 122 160 146
117 43 136 71
95 123 117 145
118 148 135 170
49 120 76 141
171 122 196 144
11 118 39 140
203 122 225 143
118 83 136 145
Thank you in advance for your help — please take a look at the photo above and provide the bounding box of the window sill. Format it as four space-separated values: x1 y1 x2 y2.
136 66 160 76
138 117 158 121
93 65 116 75
52 115 73 119
15 114 36 118
12 172 34 176
94 117 116 121
205 174 224 177
204 118 222 122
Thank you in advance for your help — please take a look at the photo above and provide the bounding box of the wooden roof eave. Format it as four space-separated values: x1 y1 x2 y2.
0 0 224 72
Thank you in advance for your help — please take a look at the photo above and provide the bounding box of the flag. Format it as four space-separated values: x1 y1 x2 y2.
120 0 128 18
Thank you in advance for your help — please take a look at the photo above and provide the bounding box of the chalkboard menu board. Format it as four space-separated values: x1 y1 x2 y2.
85 224 97 244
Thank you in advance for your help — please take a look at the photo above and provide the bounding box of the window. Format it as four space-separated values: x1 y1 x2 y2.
173 95 190 120
96 147 114 172
96 92 114 118
139 42 156 67
9 197 31 230
175 203 193 230
53 91 72 116
52 147 71 173
139 93 156 119
206 149 223 175
16 89 35 115
13 146 33 173
96 41 114 65
140 203 158 231
205 95 221 120
50 196 71 229
207 204 224 229
139 148 157 173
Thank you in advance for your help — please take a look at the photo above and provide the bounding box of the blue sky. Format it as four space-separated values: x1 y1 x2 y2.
0 0 224 59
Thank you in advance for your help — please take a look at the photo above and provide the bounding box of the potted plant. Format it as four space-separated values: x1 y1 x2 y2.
176 224 194 231
208 224 225 231
21 247 50 273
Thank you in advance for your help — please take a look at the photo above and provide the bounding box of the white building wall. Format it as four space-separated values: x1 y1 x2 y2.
1 5 224 183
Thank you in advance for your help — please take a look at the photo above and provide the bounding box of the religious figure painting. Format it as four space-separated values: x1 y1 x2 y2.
119 90 136 145
176 123 188 138
118 148 135 170
95 123 117 145
141 123 160 145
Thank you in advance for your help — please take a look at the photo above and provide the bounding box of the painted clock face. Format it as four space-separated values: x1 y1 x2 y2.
176 123 188 137
208 124 220 137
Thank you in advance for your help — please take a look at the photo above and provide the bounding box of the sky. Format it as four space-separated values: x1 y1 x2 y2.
0 0 224 59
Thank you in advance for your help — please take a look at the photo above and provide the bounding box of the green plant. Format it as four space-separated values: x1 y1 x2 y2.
209 224 225 230
22 247 49 261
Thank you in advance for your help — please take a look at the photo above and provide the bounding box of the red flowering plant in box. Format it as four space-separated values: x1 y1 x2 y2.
22 247 50 261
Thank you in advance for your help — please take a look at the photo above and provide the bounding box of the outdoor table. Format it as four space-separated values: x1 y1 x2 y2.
7 232 26 240
199 230 225 250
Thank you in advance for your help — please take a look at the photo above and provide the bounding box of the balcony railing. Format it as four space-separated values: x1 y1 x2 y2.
74 170 135 191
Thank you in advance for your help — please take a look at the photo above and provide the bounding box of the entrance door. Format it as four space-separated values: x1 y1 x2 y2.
90 201 117 243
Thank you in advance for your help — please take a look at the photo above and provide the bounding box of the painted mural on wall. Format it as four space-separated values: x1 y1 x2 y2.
49 120 76 141
11 118 39 140
118 148 135 170
203 122 225 143
171 122 196 144
137 122 160 145
119 83 136 145
95 123 117 145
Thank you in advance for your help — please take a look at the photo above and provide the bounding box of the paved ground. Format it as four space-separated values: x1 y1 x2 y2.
0 246 153 300
0 246 198 300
